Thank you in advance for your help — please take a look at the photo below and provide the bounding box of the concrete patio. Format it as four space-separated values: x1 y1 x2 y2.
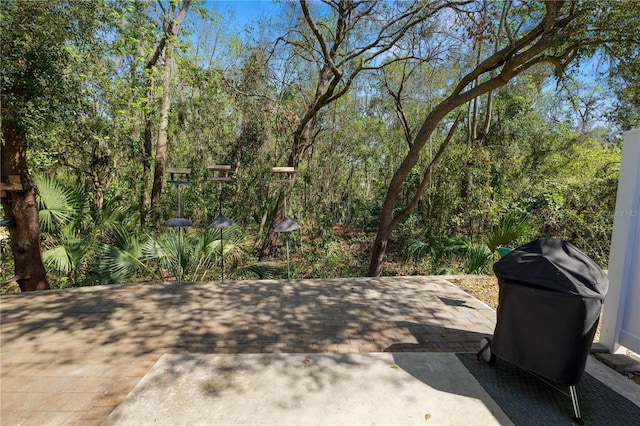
1 276 638 425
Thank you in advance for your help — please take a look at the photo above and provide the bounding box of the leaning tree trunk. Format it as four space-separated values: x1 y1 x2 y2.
367 1 570 276
1 119 50 291
368 108 463 277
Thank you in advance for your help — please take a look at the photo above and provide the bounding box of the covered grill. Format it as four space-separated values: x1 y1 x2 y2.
478 238 609 424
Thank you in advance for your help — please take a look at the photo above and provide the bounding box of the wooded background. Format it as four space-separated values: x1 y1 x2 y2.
2 0 639 291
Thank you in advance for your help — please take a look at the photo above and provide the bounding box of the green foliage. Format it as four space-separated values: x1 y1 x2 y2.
486 212 530 252
42 230 86 277
1 0 108 134
312 240 357 278
402 235 470 274
36 175 81 234
37 176 93 285
97 232 149 284
237 262 282 280
466 243 493 275
403 235 496 275
3 1 634 286
402 239 431 264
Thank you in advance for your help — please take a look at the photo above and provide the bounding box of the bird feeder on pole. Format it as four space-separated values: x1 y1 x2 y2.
207 165 236 282
272 167 299 279
164 168 193 283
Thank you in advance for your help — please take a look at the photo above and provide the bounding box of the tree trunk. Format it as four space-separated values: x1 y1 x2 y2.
1 120 50 292
150 47 172 222
259 190 286 260
462 42 483 201
259 118 314 259
90 175 105 212
139 0 192 227
140 80 153 228
369 210 393 278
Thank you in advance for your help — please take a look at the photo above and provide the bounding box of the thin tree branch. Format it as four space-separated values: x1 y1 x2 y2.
300 0 341 78
391 112 463 229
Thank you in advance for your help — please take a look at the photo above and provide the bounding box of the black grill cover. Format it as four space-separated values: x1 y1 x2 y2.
492 238 609 385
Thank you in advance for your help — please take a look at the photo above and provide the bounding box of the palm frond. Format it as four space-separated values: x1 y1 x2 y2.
93 195 138 230
142 237 165 261
487 212 530 252
237 262 281 280
42 227 87 276
43 245 73 275
440 236 471 256
67 183 90 230
97 244 147 284
35 175 74 233
97 227 149 284
402 238 431 263
221 227 248 267
151 229 187 280
467 243 493 274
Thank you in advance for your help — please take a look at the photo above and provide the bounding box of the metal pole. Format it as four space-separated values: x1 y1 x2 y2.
178 228 182 282
220 227 224 282
286 238 290 279
569 386 583 425
177 184 182 217
284 187 289 279
283 189 287 217
218 182 222 217
219 182 224 282
178 184 182 282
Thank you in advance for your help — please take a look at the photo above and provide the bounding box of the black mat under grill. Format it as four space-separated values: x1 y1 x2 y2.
456 353 640 425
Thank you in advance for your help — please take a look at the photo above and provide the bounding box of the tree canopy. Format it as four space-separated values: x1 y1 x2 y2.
1 0 638 290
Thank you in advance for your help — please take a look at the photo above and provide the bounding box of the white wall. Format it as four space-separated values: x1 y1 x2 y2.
601 128 640 354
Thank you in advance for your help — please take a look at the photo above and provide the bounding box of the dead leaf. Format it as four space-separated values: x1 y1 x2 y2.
424 413 432 421
390 364 398 369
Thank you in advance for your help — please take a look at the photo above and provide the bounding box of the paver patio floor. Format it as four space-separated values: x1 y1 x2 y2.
1 276 496 425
